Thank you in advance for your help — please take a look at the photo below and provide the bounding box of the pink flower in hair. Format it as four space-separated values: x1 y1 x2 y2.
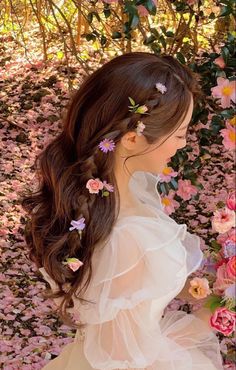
86 178 104 194
63 257 83 272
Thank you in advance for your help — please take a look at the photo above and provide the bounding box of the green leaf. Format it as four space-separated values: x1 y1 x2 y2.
222 46 230 64
128 96 136 106
219 5 232 17
104 9 111 18
87 12 93 24
203 296 223 312
176 52 186 64
209 240 222 252
130 14 140 29
170 177 178 190
112 31 122 39
102 191 109 197
144 34 157 45
101 35 107 46
85 33 97 42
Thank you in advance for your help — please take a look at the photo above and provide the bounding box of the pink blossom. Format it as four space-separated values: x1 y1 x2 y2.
212 207 235 234
159 166 179 182
213 56 226 69
65 258 83 272
176 179 198 201
217 227 236 246
220 121 236 151
86 178 104 194
211 77 236 108
101 0 118 3
186 0 198 5
210 307 236 336
226 190 236 210
161 189 180 215
226 256 236 279
213 263 234 295
137 0 157 16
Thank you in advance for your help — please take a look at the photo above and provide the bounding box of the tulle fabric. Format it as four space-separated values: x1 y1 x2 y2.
40 171 224 370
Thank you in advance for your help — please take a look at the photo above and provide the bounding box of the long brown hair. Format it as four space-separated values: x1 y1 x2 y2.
20 52 203 330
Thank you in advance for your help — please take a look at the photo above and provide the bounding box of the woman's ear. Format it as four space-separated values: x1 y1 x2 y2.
120 131 137 151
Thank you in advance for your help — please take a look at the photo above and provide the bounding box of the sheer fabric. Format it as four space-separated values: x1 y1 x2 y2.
40 171 223 370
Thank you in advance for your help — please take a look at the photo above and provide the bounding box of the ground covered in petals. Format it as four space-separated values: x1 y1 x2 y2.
0 37 235 369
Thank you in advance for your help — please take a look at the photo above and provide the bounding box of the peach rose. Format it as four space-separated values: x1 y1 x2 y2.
188 277 212 299
86 178 104 194
210 307 236 336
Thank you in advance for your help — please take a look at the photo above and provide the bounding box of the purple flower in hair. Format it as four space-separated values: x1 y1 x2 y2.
98 138 116 153
69 217 86 232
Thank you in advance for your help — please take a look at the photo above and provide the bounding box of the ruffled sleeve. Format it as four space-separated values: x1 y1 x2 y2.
75 219 203 369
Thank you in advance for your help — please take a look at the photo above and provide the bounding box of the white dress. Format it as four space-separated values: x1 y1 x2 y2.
39 171 224 370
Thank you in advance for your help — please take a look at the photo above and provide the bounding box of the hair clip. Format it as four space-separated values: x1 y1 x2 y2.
128 97 148 114
155 82 167 94
98 138 116 153
136 121 146 136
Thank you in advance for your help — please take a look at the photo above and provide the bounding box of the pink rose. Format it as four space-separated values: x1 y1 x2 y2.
213 263 234 295
210 307 236 336
212 207 235 234
86 178 104 194
226 190 236 211
226 256 236 279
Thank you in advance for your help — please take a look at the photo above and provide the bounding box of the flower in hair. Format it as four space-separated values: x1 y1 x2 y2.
103 181 114 193
69 217 86 239
86 178 104 194
86 178 114 197
136 121 146 136
155 82 167 94
128 97 148 115
63 257 83 272
98 138 116 153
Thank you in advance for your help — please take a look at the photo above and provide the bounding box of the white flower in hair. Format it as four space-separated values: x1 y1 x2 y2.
155 82 167 94
136 121 146 136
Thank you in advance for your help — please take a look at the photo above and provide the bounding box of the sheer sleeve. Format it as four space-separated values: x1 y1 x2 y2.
77 221 203 369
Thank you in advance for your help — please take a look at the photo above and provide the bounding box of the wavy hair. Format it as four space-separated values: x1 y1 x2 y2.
20 52 204 330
